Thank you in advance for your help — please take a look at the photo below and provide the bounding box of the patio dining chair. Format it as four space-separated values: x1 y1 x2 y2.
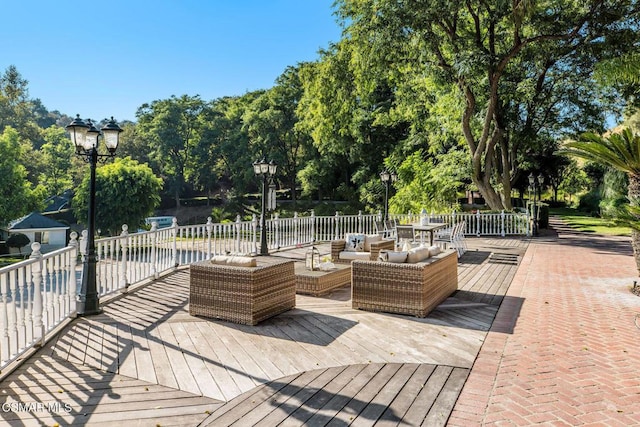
375 220 394 239
395 225 417 249
434 221 467 257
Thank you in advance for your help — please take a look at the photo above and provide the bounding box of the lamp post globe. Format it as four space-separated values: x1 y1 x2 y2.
66 115 122 316
253 158 277 255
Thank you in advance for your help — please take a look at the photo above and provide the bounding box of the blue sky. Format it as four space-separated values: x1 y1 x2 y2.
1 1 342 122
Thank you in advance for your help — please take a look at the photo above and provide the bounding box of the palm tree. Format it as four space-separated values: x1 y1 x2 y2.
563 128 640 274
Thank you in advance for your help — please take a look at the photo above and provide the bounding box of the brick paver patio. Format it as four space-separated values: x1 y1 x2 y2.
449 218 640 426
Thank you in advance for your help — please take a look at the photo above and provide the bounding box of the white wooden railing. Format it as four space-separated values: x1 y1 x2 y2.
0 239 79 368
0 209 529 370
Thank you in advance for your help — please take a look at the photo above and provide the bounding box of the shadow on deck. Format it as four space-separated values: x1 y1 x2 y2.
0 236 528 426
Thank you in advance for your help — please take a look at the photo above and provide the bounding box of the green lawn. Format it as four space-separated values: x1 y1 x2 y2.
549 208 631 237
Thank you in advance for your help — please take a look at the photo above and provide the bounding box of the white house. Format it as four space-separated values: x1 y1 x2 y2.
8 212 70 254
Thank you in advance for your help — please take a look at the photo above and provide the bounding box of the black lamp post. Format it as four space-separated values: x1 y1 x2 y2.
253 158 277 255
380 170 397 221
66 115 122 315
528 173 545 237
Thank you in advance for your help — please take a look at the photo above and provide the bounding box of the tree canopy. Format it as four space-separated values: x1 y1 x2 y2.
331 0 640 210
72 157 163 236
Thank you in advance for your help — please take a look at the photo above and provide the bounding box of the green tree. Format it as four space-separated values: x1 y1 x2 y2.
0 127 44 225
72 157 163 236
6 233 30 255
136 95 206 207
39 126 74 195
0 65 40 142
563 128 640 273
334 0 640 210
559 159 588 205
244 65 316 205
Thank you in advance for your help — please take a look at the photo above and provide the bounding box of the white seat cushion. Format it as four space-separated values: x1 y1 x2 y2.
339 251 371 261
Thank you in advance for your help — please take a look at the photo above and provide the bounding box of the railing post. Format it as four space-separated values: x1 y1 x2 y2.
29 243 45 348
80 230 88 262
149 222 158 279
358 211 363 233
274 213 281 249
68 232 78 315
236 215 242 254
171 217 179 267
501 210 506 237
294 212 299 247
206 217 213 260
251 214 258 255
310 210 316 244
334 212 340 240
119 225 129 292
476 210 481 237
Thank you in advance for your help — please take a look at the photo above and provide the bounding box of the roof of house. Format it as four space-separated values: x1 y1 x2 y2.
8 212 69 231
43 195 71 213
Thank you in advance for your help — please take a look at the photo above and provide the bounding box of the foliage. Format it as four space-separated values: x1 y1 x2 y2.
6 233 30 254
243 65 316 204
72 157 163 236
559 160 589 205
599 169 630 219
39 126 74 195
333 0 640 210
390 149 468 214
0 127 45 225
136 95 206 207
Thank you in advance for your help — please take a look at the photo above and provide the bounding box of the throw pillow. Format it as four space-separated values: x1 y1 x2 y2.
363 234 382 252
379 250 408 263
406 246 431 263
428 245 442 257
344 233 365 252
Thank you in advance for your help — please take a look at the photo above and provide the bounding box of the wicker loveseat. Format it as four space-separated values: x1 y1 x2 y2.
189 257 296 325
351 249 458 317
331 234 396 264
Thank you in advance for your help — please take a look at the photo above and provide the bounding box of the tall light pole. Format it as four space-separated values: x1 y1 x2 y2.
528 173 545 237
66 115 122 315
253 158 277 255
380 170 397 221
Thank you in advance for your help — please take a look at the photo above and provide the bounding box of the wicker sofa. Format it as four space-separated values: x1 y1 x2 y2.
189 258 295 325
331 234 396 264
351 249 458 317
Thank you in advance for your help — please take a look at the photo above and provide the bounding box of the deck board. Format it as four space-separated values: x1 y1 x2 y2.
0 236 528 425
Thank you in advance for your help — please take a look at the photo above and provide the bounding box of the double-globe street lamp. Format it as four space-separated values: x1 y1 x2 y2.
528 173 545 237
66 115 123 316
380 170 397 221
253 158 277 255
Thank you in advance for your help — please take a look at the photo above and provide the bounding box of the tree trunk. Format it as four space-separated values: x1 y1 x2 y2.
628 173 640 275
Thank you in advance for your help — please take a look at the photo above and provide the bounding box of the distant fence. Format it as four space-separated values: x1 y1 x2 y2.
0 209 529 371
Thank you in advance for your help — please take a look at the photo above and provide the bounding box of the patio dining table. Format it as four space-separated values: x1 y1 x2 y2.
412 222 448 246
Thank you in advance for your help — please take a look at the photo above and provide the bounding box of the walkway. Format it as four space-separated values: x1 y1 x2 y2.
449 218 640 426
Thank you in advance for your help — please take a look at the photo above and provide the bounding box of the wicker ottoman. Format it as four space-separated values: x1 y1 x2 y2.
189 258 296 325
294 263 351 296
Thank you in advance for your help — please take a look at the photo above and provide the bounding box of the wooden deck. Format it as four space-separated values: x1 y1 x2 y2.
0 237 527 426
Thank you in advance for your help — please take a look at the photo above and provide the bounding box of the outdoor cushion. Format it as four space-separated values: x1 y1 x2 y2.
210 255 257 267
339 251 371 261
428 245 442 257
344 233 366 252
378 250 408 263
363 234 382 252
406 246 431 263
